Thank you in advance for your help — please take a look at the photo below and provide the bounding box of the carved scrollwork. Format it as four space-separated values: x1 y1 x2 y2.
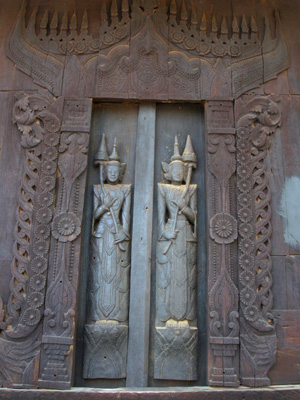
2 93 62 340
6 1 289 99
0 93 62 387
236 96 281 386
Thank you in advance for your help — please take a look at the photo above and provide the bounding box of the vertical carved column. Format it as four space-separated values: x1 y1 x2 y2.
236 96 281 387
38 98 92 389
206 100 239 387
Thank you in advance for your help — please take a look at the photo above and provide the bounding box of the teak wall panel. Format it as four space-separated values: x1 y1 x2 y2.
0 0 300 393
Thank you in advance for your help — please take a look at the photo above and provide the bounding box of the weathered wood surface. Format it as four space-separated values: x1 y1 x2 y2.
206 100 239 387
1 387 300 400
126 103 156 387
0 0 300 393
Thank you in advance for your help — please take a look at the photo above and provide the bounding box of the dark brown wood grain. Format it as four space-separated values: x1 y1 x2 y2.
0 0 299 395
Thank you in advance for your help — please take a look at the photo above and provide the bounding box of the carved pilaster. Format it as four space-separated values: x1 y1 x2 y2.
0 93 63 387
236 95 281 387
38 98 92 389
206 100 239 387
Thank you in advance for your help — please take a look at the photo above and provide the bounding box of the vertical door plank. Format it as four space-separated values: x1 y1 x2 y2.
126 103 156 387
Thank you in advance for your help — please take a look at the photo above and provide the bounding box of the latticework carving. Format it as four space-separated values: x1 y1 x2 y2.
236 96 281 387
3 94 61 339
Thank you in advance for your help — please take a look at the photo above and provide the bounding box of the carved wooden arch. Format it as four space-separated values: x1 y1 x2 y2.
0 0 288 390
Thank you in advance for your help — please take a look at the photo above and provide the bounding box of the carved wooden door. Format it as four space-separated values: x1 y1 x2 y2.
75 102 206 388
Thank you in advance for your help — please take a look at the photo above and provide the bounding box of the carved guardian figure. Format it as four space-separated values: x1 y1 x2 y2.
154 136 198 381
83 135 131 379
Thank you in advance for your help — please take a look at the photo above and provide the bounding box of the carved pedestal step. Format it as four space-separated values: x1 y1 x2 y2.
83 322 128 379
154 321 197 381
209 339 239 387
38 343 71 389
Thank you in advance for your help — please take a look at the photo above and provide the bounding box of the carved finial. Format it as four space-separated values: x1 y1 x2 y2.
28 7 38 35
232 15 239 33
170 0 177 16
109 138 120 162
200 13 207 31
251 15 258 33
70 11 77 31
40 10 49 30
111 0 118 18
191 1 198 25
181 1 188 21
241 15 248 33
182 135 196 166
81 9 88 32
61 11 68 31
122 0 129 14
95 134 108 165
211 14 218 33
50 10 58 31
171 136 182 162
221 16 228 35
101 2 108 21
263 15 272 44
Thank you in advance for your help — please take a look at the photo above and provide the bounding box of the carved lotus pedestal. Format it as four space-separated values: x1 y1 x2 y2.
155 321 198 381
83 321 128 379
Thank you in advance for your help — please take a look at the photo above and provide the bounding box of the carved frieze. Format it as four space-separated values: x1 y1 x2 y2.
236 95 281 387
6 1 289 99
83 135 131 379
154 136 198 381
206 100 239 387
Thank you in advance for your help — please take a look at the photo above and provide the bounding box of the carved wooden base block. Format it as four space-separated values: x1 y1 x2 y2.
208 340 239 387
154 322 197 381
83 322 128 379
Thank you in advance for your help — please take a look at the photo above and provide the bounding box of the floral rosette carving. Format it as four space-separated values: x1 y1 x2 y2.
52 212 81 243
210 213 238 245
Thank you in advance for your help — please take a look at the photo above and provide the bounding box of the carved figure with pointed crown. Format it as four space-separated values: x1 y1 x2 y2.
83 135 131 379
157 135 197 322
155 136 198 381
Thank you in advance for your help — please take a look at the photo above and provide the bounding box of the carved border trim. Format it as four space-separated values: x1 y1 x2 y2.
206 100 239 387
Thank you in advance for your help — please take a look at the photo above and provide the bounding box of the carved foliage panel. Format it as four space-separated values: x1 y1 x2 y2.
236 95 281 387
6 1 289 100
206 100 239 387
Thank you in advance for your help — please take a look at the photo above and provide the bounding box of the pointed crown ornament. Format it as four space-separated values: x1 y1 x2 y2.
108 138 120 162
171 135 183 162
162 135 196 182
94 133 108 165
94 134 126 182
